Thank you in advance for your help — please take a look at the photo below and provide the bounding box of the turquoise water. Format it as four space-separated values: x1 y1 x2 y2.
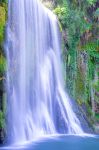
1 135 99 150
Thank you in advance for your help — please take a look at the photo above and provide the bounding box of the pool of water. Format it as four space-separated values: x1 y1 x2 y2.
0 135 99 150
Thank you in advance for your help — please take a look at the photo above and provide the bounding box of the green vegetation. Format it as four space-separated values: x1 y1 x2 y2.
0 111 5 129
53 0 99 130
0 0 7 142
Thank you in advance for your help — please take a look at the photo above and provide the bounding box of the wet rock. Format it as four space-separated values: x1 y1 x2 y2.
0 128 5 144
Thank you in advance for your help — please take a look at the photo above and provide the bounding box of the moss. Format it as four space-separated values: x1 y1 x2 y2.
0 54 6 76
77 99 83 106
0 5 6 43
75 68 85 102
0 111 5 129
93 81 99 92
53 2 69 28
87 0 97 5
0 3 7 141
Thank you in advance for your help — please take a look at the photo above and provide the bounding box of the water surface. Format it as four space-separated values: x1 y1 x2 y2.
1 135 99 150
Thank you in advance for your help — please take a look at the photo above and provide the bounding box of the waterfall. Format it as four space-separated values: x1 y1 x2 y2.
5 0 83 143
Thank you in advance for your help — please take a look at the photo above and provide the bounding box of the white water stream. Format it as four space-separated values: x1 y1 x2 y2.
5 0 83 143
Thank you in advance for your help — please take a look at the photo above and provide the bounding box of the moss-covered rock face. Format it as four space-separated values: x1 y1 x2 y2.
53 0 99 131
0 1 7 143
0 5 6 43
0 111 5 129
0 54 6 77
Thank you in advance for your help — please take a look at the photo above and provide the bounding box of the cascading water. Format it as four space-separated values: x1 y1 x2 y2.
5 0 84 143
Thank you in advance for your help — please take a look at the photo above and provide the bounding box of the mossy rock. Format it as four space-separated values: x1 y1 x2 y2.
0 5 6 43
77 99 83 105
0 111 5 129
0 54 6 77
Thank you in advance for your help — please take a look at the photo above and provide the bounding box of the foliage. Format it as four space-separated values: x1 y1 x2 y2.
0 5 6 43
0 54 6 77
82 42 99 58
0 1 7 77
53 2 69 28
94 8 99 18
87 0 97 5
93 81 99 92
0 1 6 135
0 111 5 129
54 0 99 126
